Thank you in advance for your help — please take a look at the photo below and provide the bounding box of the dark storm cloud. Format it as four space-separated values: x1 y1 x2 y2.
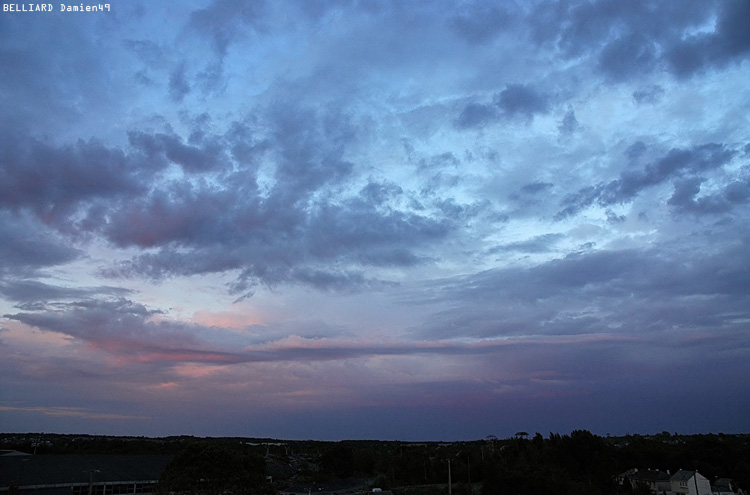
557 143 738 219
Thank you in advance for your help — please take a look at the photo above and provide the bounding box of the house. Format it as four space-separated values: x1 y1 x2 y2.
713 478 745 495
617 468 672 494
670 470 712 495
618 469 728 495
0 454 173 495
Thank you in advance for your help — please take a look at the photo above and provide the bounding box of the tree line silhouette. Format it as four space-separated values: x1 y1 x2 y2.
3 431 748 495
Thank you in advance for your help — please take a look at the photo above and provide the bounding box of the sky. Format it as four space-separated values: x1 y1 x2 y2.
1 0 749 441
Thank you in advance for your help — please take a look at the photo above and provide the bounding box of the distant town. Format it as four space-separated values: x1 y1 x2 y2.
1 431 748 495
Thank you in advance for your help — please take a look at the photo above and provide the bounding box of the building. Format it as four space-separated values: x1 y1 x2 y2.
0 454 173 495
670 470 712 495
617 468 672 494
618 469 721 495
713 478 745 495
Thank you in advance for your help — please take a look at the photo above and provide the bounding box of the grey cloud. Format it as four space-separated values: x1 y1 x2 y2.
101 169 452 293
558 110 579 135
128 130 230 173
521 182 554 195
0 214 81 276
0 13 122 134
288 268 369 294
187 0 267 57
449 4 513 44
666 0 750 78
456 83 549 129
168 63 191 102
624 141 648 162
598 33 657 81
266 104 357 198
416 238 750 340
555 185 601 220
530 0 692 58
529 0 748 80
195 61 226 95
359 180 403 206
632 85 665 105
104 181 239 249
4 297 251 366
0 135 146 222
307 199 450 265
123 39 167 69
8 292 667 368
455 102 498 129
432 198 490 224
417 152 460 171
495 84 549 119
669 177 750 215
0 279 131 307
1 93 455 295
601 143 735 203
491 233 565 254
558 143 737 218
605 209 626 224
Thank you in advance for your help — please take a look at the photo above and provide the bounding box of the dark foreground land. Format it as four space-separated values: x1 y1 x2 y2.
2 431 749 495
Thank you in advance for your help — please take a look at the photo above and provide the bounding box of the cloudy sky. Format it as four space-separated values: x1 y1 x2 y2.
1 0 749 441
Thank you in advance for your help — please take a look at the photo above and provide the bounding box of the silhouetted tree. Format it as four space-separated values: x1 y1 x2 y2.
158 443 271 495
